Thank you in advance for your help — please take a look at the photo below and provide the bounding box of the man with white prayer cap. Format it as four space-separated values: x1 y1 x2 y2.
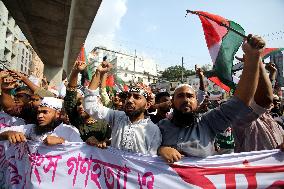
0 97 82 145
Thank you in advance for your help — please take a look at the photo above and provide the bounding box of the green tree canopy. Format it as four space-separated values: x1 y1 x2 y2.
161 65 195 82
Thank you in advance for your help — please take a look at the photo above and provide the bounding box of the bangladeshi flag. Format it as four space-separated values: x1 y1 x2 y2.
195 11 245 92
262 48 284 59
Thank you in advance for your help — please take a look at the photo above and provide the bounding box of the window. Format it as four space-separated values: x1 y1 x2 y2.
124 73 127 77
21 64 23 71
21 56 24 63
26 52 28 58
22 49 24 55
25 67 27 72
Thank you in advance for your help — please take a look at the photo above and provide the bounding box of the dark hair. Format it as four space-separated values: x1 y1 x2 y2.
118 92 128 100
155 92 170 103
14 86 31 94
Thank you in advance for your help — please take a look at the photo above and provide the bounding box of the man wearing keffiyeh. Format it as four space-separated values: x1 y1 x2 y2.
84 61 161 155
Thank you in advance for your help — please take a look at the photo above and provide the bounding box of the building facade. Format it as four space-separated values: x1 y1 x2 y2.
30 49 44 79
88 47 158 85
0 0 21 70
0 0 36 76
15 41 33 75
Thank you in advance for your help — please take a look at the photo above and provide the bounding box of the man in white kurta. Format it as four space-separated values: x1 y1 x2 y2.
84 62 161 155
0 97 82 144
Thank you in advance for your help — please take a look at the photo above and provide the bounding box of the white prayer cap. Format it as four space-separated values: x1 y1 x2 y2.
39 97 63 111
174 84 195 94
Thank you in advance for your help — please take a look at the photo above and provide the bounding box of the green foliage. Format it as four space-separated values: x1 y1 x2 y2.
161 65 195 82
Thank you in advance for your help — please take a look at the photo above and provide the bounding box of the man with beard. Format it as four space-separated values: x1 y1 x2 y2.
22 92 55 124
0 97 82 144
84 61 161 155
64 60 111 147
158 35 268 162
150 92 171 124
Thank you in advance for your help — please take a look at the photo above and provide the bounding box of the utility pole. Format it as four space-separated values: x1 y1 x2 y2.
133 49 136 83
181 56 184 83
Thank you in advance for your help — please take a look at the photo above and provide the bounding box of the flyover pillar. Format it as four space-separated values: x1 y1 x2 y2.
43 65 63 88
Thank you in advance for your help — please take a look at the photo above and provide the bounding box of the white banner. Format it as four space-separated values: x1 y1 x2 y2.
0 141 284 189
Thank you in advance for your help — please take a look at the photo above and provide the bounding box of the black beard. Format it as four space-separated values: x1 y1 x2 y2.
34 118 62 136
172 108 196 128
125 108 145 120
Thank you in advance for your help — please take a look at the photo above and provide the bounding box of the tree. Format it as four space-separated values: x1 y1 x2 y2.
201 64 212 72
161 65 194 82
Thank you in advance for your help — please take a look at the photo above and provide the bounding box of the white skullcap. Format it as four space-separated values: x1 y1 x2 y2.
174 84 195 94
39 97 63 111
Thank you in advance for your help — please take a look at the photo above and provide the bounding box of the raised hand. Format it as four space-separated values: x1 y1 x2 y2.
1 76 19 90
73 60 87 72
242 34 265 63
195 65 204 77
265 62 277 73
96 61 112 74
0 70 9 79
8 70 25 81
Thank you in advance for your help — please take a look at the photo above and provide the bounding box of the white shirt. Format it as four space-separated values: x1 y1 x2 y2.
0 123 82 142
84 88 161 155
0 111 26 128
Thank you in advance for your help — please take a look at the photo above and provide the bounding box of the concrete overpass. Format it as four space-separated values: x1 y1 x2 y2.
2 0 102 86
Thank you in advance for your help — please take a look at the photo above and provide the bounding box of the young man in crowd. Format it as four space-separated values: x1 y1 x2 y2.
64 60 111 147
84 61 161 155
149 92 171 124
157 35 270 162
0 97 82 144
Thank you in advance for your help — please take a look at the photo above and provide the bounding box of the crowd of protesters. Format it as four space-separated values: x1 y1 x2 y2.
0 34 283 163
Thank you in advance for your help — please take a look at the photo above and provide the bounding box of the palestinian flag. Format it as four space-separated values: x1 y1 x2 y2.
106 74 115 87
193 11 245 92
262 48 284 59
106 74 129 92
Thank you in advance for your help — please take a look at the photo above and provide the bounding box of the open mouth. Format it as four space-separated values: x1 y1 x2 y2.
125 105 135 111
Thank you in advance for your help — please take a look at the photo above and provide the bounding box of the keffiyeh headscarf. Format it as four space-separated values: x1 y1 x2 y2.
128 83 152 101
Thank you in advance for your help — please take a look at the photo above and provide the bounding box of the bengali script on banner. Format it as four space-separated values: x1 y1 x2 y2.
0 141 283 189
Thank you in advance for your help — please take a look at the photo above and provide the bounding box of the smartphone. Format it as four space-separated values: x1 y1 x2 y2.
103 56 107 61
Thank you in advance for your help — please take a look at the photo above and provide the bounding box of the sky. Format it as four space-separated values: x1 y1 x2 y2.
85 0 284 71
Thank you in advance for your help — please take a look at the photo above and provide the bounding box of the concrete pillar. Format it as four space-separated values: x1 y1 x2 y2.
43 64 63 88
63 0 77 76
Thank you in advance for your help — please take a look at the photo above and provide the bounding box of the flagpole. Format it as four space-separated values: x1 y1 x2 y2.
186 10 247 39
